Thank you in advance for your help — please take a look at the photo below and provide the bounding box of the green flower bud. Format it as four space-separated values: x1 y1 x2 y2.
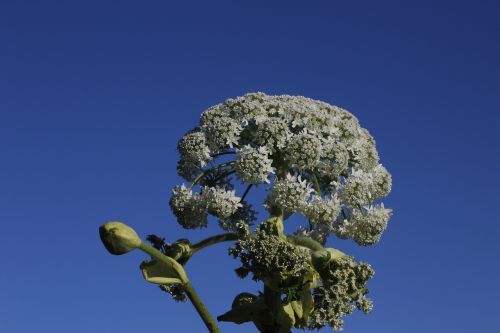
99 221 141 255
311 248 346 276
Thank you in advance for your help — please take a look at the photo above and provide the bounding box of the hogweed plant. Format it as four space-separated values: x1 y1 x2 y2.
99 93 392 333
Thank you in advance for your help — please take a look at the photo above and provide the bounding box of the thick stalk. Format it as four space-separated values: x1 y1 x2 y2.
261 284 281 333
259 214 286 333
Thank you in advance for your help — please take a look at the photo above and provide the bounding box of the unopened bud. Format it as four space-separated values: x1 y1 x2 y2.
99 221 141 255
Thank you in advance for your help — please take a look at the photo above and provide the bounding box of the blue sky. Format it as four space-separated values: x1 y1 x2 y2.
1 1 499 332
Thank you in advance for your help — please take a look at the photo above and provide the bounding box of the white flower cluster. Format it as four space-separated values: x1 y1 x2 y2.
317 141 349 178
254 118 291 152
173 92 392 241
169 185 208 229
200 107 242 151
266 174 314 215
339 169 376 207
340 166 392 206
340 204 393 246
169 184 243 229
372 164 392 198
235 145 274 184
301 195 341 226
176 130 211 167
202 186 242 218
286 129 322 169
349 129 380 171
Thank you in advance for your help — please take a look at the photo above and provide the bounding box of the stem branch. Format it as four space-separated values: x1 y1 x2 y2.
191 233 238 254
310 171 321 195
191 161 236 187
211 151 237 158
287 235 324 251
240 184 253 202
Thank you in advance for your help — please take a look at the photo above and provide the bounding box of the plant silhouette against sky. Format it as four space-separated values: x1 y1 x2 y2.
100 92 392 332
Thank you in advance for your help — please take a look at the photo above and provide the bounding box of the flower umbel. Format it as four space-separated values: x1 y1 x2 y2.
202 186 242 218
266 173 314 217
169 185 208 229
235 145 274 184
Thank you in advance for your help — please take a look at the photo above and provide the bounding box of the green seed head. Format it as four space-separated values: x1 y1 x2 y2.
99 221 141 255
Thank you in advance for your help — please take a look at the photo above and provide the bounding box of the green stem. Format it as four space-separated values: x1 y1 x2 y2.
341 207 348 220
258 215 285 332
191 161 236 187
138 242 220 333
240 184 253 202
214 169 236 182
211 151 237 158
309 171 321 195
184 282 221 333
287 235 324 251
191 233 238 254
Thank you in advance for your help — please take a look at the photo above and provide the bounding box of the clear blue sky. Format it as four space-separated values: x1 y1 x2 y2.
1 1 499 332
